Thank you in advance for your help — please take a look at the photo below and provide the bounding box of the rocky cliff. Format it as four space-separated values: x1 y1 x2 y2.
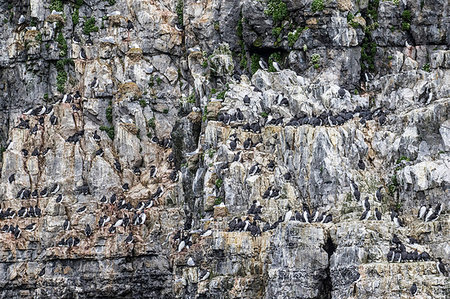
0 0 449 298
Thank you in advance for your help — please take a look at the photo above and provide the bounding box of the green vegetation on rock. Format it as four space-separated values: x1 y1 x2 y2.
83 17 99 35
311 0 324 12
264 0 288 23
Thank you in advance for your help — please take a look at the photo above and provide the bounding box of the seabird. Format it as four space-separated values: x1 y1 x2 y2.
170 170 179 182
360 209 371 221
114 160 121 172
63 219 70 231
76 206 87 213
80 48 87 59
284 172 292 181
199 270 210 281
358 160 365 170
32 189 38 198
175 24 184 31
25 223 37 232
127 20 134 31
110 194 117 204
8 174 15 184
57 238 66 246
153 186 164 199
272 61 282 72
363 197 370 210
51 115 58 125
424 205 434 222
85 224 92 237
113 218 123 227
393 216 403 227
410 282 417 296
338 88 346 98
18 207 27 218
243 95 250 105
125 233 133 244
138 213 146 225
177 240 186 252
249 164 260 176
100 195 107 204
50 184 60 194
39 267 45 277
122 183 129 191
55 194 63 203
32 148 39 156
108 225 116 234
23 107 34 115
149 165 157 178
243 138 252 149
375 208 382 220
267 160 275 172
259 59 268 70
437 258 447 276
375 187 383 201
14 225 21 239
93 130 101 141
90 77 98 89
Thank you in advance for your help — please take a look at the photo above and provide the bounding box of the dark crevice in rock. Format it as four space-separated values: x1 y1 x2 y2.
320 235 336 299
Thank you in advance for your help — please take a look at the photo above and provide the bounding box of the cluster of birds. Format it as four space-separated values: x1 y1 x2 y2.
386 234 432 263
216 92 387 131
417 203 442 222
227 201 333 237
1 96 181 248
386 234 447 279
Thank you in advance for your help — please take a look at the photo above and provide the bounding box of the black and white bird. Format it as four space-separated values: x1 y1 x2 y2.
375 208 382 220
90 77 98 89
249 164 260 176
93 130 101 142
50 183 60 194
149 165 157 178
127 20 134 31
125 233 133 244
437 258 447 276
85 224 92 237
424 205 434 222
76 206 87 213
259 59 268 70
303 205 311 223
322 214 332 223
80 48 87 59
360 209 371 221
110 194 117 204
63 219 70 231
410 282 417 296
122 183 129 191
267 160 276 172
8 174 15 183
375 187 383 201
55 194 63 203
363 197 370 210
393 215 403 227
418 204 427 220
95 148 104 157
25 223 37 232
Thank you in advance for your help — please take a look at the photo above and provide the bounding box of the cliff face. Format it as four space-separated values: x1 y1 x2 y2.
0 0 449 298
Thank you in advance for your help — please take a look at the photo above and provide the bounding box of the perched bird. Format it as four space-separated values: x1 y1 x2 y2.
363 197 370 210
375 187 383 201
85 224 92 237
76 206 87 213
125 233 133 244
418 204 427 220
375 208 382 220
360 209 371 221
410 282 417 296
55 194 63 203
24 223 37 232
93 130 101 142
80 48 87 59
8 174 15 184
437 258 447 276
63 219 70 231
149 165 157 178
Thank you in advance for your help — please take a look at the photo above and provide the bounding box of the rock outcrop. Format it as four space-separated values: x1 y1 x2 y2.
0 0 448 298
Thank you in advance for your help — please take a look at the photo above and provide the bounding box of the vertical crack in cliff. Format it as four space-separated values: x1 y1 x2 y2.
321 235 336 299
